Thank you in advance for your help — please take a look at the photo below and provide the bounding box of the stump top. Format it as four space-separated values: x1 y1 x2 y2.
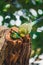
5 26 30 46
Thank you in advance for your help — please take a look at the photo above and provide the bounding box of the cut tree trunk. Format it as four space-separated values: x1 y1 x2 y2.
4 27 31 65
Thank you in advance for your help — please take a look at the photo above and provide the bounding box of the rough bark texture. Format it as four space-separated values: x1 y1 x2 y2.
4 27 31 65
0 26 8 65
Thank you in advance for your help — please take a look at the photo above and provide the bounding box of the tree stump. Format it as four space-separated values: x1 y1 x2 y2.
4 26 31 65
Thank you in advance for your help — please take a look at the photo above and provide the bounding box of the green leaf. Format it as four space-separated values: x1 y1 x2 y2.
10 31 21 39
20 16 28 24
26 0 29 3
